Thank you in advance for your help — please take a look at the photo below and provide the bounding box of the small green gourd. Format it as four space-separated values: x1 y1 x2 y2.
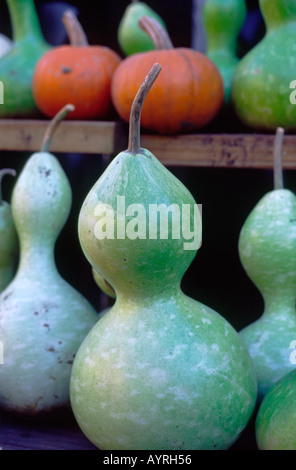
0 105 98 416
0 0 50 118
238 127 296 402
203 0 247 104
255 369 296 450
70 64 257 451
117 0 167 56
0 169 18 292
231 0 296 130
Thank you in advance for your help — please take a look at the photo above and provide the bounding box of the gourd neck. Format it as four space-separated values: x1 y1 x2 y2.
262 292 296 318
17 238 57 276
6 0 45 43
259 0 296 32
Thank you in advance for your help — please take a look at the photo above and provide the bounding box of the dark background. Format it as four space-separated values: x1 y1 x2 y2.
0 0 295 335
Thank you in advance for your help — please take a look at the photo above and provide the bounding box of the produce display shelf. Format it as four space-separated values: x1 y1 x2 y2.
0 119 296 169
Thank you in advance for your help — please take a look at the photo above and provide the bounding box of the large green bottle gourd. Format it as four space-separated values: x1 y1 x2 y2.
231 0 296 130
0 0 50 118
70 64 257 451
203 0 247 104
0 169 18 292
0 105 98 416
239 128 296 402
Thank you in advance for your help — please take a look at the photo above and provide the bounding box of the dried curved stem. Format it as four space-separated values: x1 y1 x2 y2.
62 10 88 46
128 63 162 154
0 168 16 204
273 127 285 190
41 104 75 153
138 15 173 50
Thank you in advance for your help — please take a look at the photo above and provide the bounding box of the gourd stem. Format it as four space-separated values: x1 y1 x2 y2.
62 10 89 46
273 127 284 190
41 104 75 153
138 15 173 49
128 63 161 154
0 168 16 204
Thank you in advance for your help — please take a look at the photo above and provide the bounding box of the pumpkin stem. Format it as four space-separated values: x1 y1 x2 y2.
62 10 89 47
138 15 173 49
273 127 285 190
41 104 75 153
0 168 16 204
128 63 161 154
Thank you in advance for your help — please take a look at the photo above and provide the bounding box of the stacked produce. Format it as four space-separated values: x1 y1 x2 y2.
0 0 296 452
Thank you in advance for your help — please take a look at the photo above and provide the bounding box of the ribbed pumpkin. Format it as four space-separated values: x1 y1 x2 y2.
32 11 121 120
111 16 224 134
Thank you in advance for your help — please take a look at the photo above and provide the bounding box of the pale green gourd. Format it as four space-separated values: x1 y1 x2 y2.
0 169 18 292
255 369 296 450
70 64 257 451
203 0 247 104
0 105 98 416
239 128 296 402
231 0 296 130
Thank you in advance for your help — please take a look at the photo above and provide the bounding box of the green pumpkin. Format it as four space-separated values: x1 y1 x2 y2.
231 0 296 130
256 369 296 450
203 0 247 104
0 0 50 118
0 169 18 293
239 128 296 401
117 1 167 56
0 106 98 415
70 64 257 451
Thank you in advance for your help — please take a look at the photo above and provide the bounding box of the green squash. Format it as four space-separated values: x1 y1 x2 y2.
231 0 296 130
0 169 18 293
256 369 296 450
239 128 296 401
117 1 167 56
70 64 257 450
203 0 247 104
0 0 50 118
0 105 98 416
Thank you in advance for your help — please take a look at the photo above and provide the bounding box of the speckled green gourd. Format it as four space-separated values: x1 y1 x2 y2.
117 0 166 56
0 106 98 415
203 0 247 104
239 128 296 402
0 169 18 292
0 0 50 118
70 64 257 451
255 369 296 449
231 0 296 130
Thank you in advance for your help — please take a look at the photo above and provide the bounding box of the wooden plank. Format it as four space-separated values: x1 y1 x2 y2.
0 119 295 169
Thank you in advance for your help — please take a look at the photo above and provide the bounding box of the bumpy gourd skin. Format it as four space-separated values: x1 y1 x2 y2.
231 0 296 130
256 369 296 450
70 148 257 450
239 189 296 401
0 152 98 415
0 200 18 292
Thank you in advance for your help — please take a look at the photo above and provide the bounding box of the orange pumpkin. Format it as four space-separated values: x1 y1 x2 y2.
32 11 121 120
111 16 224 134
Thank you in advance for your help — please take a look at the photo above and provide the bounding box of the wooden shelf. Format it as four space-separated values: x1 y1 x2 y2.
0 119 296 169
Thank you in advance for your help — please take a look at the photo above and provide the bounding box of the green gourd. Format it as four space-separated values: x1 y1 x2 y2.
238 127 296 402
0 105 98 416
70 63 257 451
0 169 18 292
0 0 50 118
255 369 296 450
231 0 296 131
117 0 167 56
203 0 247 104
